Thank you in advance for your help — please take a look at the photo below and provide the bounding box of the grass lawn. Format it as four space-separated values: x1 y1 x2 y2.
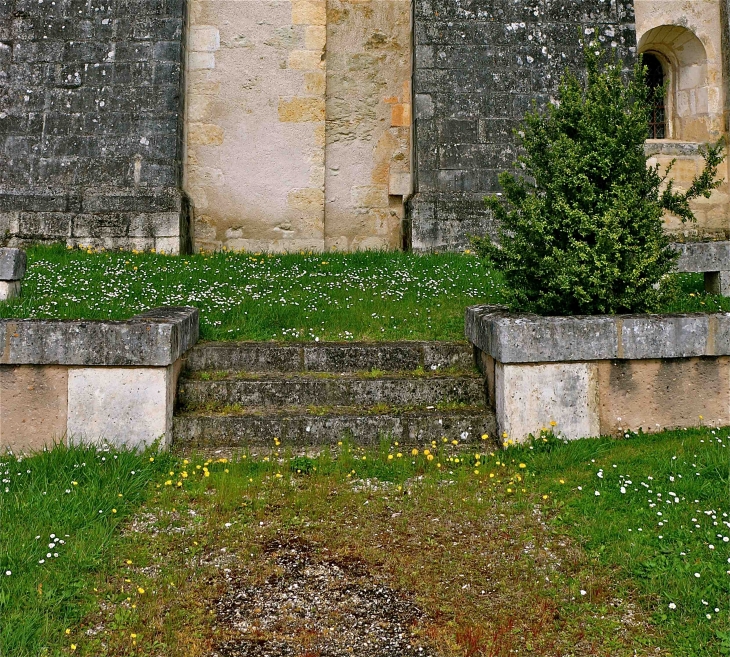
2 429 728 656
0 245 726 342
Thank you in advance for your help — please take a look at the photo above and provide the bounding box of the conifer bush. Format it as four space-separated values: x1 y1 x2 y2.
473 44 726 315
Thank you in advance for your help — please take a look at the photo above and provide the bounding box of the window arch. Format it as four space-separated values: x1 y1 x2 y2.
638 25 712 141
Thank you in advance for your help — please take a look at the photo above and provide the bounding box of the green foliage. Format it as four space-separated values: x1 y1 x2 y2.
473 44 726 315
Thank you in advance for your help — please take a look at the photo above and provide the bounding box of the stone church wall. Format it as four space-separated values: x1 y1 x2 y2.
185 0 411 253
0 0 190 252
409 0 637 251
0 0 727 253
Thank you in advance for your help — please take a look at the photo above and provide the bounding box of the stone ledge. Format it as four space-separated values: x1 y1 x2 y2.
466 305 730 363
0 248 26 281
0 306 199 366
673 241 730 272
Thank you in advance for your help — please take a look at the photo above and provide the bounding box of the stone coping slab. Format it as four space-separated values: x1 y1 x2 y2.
0 306 199 366
465 305 730 363
672 241 730 272
0 248 26 281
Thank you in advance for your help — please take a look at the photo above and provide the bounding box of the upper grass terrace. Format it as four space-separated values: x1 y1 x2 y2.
0 245 727 341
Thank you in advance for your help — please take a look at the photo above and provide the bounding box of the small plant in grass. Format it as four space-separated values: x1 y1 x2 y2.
472 43 726 315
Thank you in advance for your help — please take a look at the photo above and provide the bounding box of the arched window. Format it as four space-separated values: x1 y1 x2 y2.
644 53 666 139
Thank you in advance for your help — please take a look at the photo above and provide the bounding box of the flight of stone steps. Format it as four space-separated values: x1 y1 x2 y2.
172 342 497 449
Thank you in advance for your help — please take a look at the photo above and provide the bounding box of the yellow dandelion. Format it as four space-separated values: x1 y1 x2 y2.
164 480 172 486
427 454 434 461
519 463 526 469
137 587 145 594
387 454 394 460
481 434 488 440
397 452 402 458
111 508 117 513
550 420 557 427
411 448 419 456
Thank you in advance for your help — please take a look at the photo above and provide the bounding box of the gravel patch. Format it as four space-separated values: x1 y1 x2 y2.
212 537 435 657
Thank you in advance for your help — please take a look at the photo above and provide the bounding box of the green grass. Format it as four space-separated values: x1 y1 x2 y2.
0 245 503 342
0 443 175 657
2 429 727 656
0 246 727 344
666 273 730 314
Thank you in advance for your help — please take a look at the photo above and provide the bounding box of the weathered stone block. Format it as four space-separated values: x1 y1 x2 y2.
466 306 730 362
598 357 730 435
465 305 620 363
188 51 215 70
673 241 730 272
292 0 326 26
0 281 21 301
0 248 26 280
0 306 199 366
189 26 220 52
278 97 326 122
67 365 174 448
495 361 600 442
620 315 709 359
0 365 68 453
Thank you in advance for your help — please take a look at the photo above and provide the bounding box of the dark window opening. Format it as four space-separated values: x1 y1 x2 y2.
644 53 666 139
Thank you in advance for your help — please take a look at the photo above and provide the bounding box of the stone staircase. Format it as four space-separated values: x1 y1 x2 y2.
172 342 497 449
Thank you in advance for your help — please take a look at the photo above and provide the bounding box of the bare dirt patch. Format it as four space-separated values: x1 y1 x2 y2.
212 536 435 657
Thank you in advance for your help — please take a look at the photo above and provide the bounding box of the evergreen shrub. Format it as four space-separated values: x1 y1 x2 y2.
472 44 726 315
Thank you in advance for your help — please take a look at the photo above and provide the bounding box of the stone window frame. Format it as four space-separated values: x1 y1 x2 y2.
638 25 716 144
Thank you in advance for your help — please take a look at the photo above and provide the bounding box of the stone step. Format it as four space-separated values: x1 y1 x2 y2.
172 408 497 448
184 341 474 373
177 373 485 410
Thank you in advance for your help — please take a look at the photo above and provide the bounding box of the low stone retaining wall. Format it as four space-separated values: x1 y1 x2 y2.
466 305 730 442
0 307 198 453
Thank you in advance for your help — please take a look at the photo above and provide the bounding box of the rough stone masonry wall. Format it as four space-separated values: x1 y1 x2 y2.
185 0 411 252
410 0 637 251
0 0 190 253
